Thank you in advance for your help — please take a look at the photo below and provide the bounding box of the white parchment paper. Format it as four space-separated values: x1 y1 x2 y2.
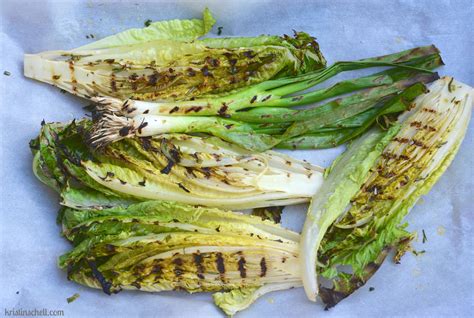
1 1 473 317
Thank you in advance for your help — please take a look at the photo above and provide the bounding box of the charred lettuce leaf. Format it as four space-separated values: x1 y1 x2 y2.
58 201 300 296
24 9 325 101
30 120 323 210
315 77 473 307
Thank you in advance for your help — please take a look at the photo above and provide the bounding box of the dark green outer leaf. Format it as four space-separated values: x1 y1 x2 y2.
319 247 391 309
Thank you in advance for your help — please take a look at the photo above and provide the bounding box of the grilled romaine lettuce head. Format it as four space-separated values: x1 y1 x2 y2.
30 120 323 210
24 9 325 101
59 201 301 297
301 77 473 304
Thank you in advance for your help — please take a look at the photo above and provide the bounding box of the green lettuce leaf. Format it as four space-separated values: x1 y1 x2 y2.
300 124 401 301
58 201 300 296
77 8 215 50
31 120 323 210
315 77 473 306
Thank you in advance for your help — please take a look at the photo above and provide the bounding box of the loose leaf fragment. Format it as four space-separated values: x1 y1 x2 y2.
252 206 284 223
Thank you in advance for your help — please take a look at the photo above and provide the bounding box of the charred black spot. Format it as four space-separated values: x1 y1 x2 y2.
250 95 257 104
160 161 174 174
393 137 410 144
212 153 221 162
184 106 203 114
225 124 234 129
205 56 220 67
422 107 438 114
237 257 246 278
87 260 114 295
173 258 184 278
218 103 229 117
99 171 115 181
160 144 181 174
216 253 226 279
448 77 455 92
126 106 137 114
201 167 211 179
243 50 256 59
169 106 180 114
131 281 141 289
201 66 212 77
137 121 148 134
261 95 272 102
412 139 427 148
260 257 267 277
110 74 117 92
191 152 200 162
118 126 132 137
185 167 196 177
178 183 190 193
138 178 146 186
151 263 162 278
187 68 196 77
148 72 159 86
140 136 153 151
129 73 139 81
229 59 238 74
193 252 205 279
215 226 221 232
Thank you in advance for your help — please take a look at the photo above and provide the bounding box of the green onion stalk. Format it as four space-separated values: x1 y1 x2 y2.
89 46 442 151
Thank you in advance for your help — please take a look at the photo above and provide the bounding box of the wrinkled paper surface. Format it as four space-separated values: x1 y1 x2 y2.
0 0 473 317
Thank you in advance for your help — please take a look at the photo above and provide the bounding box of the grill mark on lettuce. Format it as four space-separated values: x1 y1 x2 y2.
184 106 203 114
151 261 163 282
169 106 179 114
173 257 184 279
138 178 146 186
260 257 267 277
178 183 190 193
410 120 437 132
87 259 114 295
193 252 205 279
237 255 247 278
393 137 428 149
131 280 142 289
215 253 226 281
